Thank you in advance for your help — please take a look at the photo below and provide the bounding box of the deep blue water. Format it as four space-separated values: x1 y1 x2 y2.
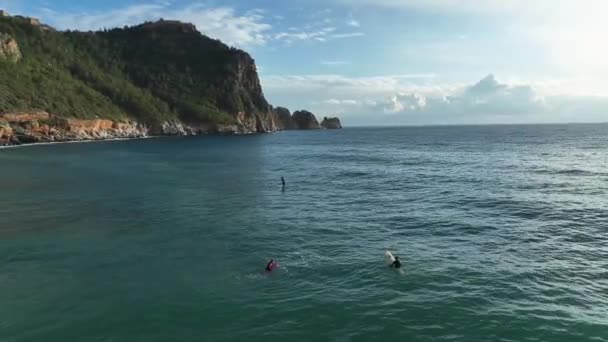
1 125 607 341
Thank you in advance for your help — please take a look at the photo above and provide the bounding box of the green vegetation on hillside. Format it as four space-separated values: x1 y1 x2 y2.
0 17 269 125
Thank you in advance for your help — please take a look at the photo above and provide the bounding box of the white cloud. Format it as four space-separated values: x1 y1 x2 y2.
262 73 441 100
366 75 608 124
272 7 364 45
274 27 335 44
322 99 360 105
323 99 343 105
37 2 272 47
330 32 365 39
274 26 364 44
321 60 350 66
367 74 544 119
347 19 360 27
382 93 428 114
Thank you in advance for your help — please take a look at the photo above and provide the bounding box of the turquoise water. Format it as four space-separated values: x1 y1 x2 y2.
1 126 607 342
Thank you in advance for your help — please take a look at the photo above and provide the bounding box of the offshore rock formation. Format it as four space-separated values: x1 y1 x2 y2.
274 107 296 130
321 117 342 129
292 110 320 130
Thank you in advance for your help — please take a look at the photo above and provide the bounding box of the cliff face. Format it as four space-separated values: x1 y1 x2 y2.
94 20 279 133
226 52 276 133
0 33 20 62
292 110 320 130
321 117 342 129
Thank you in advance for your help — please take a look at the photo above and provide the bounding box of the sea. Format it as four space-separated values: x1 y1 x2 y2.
1 125 607 342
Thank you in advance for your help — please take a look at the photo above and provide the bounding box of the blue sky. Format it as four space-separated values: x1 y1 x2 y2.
2 0 608 125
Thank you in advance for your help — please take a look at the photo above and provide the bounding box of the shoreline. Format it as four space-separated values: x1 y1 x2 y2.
0 135 159 150
1 110 336 149
0 130 285 150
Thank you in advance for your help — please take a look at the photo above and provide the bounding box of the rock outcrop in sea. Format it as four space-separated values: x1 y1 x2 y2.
320 117 342 129
292 110 321 130
274 107 295 130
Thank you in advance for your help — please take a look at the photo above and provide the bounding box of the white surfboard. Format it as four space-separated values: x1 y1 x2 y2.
385 250 396 265
386 250 405 274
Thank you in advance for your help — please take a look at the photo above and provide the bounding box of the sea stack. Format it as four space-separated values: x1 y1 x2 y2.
274 107 295 130
320 117 342 129
291 110 320 130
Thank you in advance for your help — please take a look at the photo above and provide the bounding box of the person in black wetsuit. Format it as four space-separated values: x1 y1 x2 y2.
392 256 402 268
266 259 275 272
281 177 286 187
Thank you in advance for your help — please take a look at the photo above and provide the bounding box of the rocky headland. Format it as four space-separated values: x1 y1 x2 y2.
0 12 341 146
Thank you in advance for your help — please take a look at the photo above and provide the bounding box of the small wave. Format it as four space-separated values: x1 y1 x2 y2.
532 168 606 177
336 171 370 178
282 249 336 269
516 182 574 190
400 159 434 166
308 152 392 165
241 273 268 280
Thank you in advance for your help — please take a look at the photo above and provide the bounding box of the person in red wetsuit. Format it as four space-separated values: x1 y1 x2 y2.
266 259 278 272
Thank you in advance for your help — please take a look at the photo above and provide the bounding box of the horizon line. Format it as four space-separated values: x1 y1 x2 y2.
342 121 608 128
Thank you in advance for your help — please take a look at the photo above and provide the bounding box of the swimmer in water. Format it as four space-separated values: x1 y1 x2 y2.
392 256 402 269
266 259 276 272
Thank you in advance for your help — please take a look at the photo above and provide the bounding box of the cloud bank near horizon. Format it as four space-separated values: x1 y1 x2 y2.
263 74 608 126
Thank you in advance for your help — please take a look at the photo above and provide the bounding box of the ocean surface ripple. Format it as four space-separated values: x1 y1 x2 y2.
1 125 607 341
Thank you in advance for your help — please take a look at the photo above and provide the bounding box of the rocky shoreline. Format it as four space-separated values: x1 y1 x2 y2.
0 112 144 146
0 136 161 149
0 110 342 147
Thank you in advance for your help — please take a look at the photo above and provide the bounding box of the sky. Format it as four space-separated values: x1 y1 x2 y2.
1 0 607 125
